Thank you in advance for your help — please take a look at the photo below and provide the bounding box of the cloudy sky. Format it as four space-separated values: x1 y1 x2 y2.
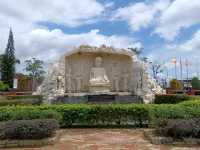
0 0 200 78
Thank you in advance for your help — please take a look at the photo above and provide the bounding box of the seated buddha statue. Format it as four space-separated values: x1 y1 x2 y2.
89 57 110 92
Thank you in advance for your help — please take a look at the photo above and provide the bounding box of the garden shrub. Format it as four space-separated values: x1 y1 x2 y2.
5 95 42 100
154 94 197 104
0 95 43 106
156 119 200 139
0 103 199 128
0 99 42 106
0 119 59 139
0 109 62 123
169 79 183 90
0 81 9 91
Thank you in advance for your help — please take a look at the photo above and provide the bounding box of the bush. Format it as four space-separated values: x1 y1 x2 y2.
0 109 62 123
0 99 42 106
0 81 9 91
0 119 59 139
0 95 43 106
0 104 150 127
191 77 200 90
156 119 200 139
154 94 194 104
5 95 42 100
0 103 199 128
170 79 183 90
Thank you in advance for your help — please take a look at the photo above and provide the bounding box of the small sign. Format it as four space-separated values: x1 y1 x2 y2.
13 79 18 89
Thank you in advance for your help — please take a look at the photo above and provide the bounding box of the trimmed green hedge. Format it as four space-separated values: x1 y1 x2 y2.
155 119 200 139
5 95 42 100
0 102 199 128
0 119 59 139
154 94 199 104
0 95 42 106
0 109 62 122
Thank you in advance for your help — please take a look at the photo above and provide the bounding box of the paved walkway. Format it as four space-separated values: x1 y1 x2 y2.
4 129 200 150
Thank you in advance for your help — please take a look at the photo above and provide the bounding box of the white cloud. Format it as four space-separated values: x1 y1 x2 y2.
0 0 105 27
155 0 200 41
147 29 200 78
165 30 200 53
16 28 141 62
112 0 170 31
0 0 141 73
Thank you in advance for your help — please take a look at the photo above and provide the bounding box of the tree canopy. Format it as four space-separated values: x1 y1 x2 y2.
1 29 19 88
24 58 45 80
191 77 200 90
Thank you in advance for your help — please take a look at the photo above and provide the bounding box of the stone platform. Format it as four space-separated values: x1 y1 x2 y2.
51 92 143 104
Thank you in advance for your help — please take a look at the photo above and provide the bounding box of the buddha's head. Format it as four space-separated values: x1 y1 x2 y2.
94 57 102 67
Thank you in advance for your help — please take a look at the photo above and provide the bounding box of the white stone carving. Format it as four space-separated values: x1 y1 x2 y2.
89 57 111 93
35 45 164 103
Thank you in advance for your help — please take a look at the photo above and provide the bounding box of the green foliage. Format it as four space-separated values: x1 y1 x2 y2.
150 61 164 80
24 58 45 80
0 95 43 106
0 81 9 91
0 119 59 139
5 95 42 100
170 79 183 90
128 47 142 55
1 29 19 88
191 77 200 90
0 99 41 106
0 102 199 128
155 119 200 139
0 109 62 122
154 94 193 104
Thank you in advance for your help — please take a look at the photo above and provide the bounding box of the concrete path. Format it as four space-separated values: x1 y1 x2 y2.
4 129 200 150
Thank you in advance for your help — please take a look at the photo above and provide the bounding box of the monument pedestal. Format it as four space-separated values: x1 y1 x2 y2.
50 92 143 104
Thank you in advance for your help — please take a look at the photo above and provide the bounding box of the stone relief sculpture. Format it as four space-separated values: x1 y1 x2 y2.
66 67 72 93
122 71 129 92
89 57 110 92
35 45 164 104
75 75 82 92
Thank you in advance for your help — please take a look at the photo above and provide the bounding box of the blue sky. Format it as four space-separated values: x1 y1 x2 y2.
0 0 200 79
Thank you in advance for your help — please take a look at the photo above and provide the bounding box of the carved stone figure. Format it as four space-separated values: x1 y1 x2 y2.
89 57 110 92
123 71 129 92
57 75 62 90
35 45 164 104
75 75 82 92
113 75 120 92
66 68 72 93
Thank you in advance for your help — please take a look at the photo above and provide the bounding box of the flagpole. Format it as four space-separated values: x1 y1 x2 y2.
186 59 189 89
180 57 183 81
172 58 177 79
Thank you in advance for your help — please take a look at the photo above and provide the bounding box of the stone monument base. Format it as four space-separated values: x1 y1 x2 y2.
50 92 143 104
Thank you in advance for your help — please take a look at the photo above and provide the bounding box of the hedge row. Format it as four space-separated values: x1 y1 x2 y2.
0 102 199 128
0 119 59 139
0 95 42 106
155 119 200 139
154 94 199 104
4 95 42 100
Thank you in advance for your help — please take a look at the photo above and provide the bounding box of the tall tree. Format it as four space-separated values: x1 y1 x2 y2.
128 47 148 62
128 47 142 55
24 58 45 91
150 61 164 81
1 29 17 87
